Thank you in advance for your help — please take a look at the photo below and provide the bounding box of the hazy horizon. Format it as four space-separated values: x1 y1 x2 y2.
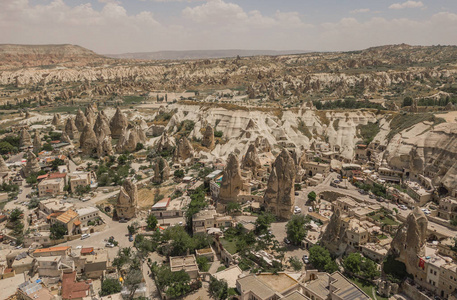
1 0 457 54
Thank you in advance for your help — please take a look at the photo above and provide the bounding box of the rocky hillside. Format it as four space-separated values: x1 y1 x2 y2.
0 44 109 69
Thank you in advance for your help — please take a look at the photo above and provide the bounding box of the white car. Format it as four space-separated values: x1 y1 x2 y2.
105 243 115 248
308 207 313 212
81 233 90 240
75 246 82 249
294 208 302 214
399 205 408 210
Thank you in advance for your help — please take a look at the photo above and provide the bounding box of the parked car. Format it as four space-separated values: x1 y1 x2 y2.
308 207 313 212
128 235 134 242
105 243 115 248
302 255 309 264
294 192 299 196
81 233 90 240
119 218 128 223
399 205 408 210
284 238 291 244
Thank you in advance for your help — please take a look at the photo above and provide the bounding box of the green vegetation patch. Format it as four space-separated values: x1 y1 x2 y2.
123 95 145 104
357 122 380 145
220 237 238 255
42 106 80 114
387 113 445 141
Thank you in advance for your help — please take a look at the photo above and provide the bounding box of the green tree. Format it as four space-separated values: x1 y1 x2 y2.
308 191 317 202
308 191 317 209
254 213 275 235
309 245 338 273
51 158 65 171
75 184 90 196
146 214 158 231
0 141 16 154
100 278 121 296
226 201 241 214
50 222 67 240
9 208 23 222
124 268 143 299
153 265 191 298
42 143 53 151
402 96 413 107
196 256 210 272
26 175 38 185
361 258 380 280
118 154 128 165
286 215 309 245
209 276 228 300
288 257 303 271
135 143 144 151
174 169 185 178
451 217 457 227
343 253 362 275
127 223 138 235
112 247 132 271
185 187 207 232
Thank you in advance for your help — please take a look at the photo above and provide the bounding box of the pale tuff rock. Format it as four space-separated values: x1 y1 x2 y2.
152 157 170 184
65 118 79 140
254 136 271 153
74 109 88 132
202 125 215 149
51 113 61 126
116 178 138 219
85 103 97 126
385 122 457 193
389 207 427 275
321 209 347 254
0 156 9 173
33 131 42 153
445 102 455 111
139 119 148 131
79 124 98 155
60 132 72 145
116 125 146 153
19 128 32 148
97 136 114 157
155 132 176 153
219 153 244 203
173 136 194 163
263 149 296 219
93 111 111 139
110 107 129 138
22 151 41 177
241 144 261 175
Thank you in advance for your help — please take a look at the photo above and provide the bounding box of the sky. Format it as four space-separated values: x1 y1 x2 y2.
1 0 457 54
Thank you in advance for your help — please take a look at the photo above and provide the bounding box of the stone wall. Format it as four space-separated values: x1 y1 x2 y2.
401 281 433 300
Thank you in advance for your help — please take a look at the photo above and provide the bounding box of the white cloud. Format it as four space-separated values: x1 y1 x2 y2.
0 0 456 53
389 1 424 9
351 8 370 14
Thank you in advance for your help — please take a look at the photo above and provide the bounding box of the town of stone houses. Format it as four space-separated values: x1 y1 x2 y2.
3 14 457 300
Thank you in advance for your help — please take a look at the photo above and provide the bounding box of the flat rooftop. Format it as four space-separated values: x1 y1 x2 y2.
169 255 198 273
257 273 298 294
